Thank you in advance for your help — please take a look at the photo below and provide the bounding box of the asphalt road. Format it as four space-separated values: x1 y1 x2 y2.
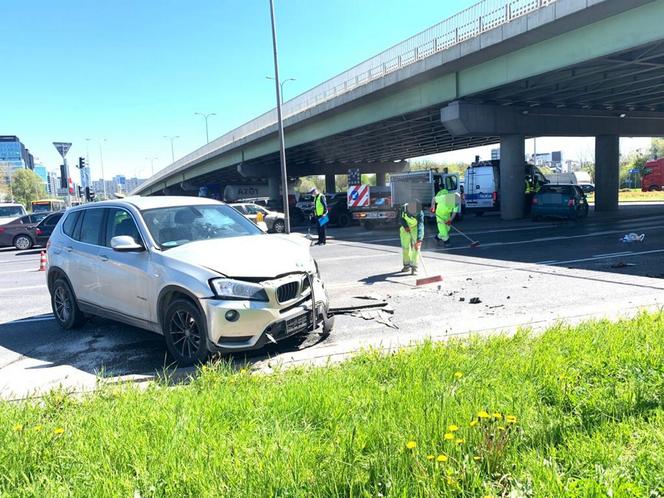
1 203 664 399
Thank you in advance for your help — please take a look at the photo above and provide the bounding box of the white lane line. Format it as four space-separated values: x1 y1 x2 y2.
550 248 664 266
536 260 559 265
0 284 47 292
592 251 633 258
2 315 55 324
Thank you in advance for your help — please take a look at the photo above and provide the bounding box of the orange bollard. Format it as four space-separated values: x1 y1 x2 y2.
38 251 47 272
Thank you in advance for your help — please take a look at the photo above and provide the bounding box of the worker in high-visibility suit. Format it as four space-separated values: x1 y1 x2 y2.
400 201 424 275
432 188 460 247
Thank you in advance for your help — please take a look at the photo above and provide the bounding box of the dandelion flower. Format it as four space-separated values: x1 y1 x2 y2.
406 440 417 450
443 433 454 441
446 476 456 485
469 420 479 428
436 454 448 462
34 425 43 432
477 410 490 419
454 371 463 379
497 426 506 432
54 428 65 435
473 456 481 461
455 438 464 445
426 454 435 461
506 415 517 424
447 424 459 432
13 424 23 432
493 412 502 420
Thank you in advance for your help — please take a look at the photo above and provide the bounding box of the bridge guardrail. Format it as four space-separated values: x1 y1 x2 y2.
148 0 557 187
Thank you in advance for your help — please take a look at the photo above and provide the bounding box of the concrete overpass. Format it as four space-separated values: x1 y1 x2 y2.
134 0 664 219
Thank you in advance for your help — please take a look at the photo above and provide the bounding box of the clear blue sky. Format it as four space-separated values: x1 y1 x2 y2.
2 0 649 183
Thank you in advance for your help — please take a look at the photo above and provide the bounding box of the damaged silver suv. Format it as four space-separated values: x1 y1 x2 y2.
46 196 333 365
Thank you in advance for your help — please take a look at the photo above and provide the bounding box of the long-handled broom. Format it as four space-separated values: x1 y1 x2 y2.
415 250 443 286
450 225 481 248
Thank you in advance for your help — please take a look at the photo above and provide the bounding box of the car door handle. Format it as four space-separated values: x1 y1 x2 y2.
100 255 109 262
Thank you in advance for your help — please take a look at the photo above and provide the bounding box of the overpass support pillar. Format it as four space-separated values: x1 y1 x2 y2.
325 174 336 193
594 135 619 212
500 135 526 220
376 172 386 187
267 176 280 200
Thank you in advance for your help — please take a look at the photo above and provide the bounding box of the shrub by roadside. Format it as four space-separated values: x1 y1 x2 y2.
1 313 663 497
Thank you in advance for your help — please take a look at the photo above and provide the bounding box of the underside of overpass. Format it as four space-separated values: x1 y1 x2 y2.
140 0 664 219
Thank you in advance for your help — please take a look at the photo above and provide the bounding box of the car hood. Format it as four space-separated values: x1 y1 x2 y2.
163 234 313 278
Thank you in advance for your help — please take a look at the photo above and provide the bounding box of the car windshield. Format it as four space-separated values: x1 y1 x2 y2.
142 204 262 249
0 206 24 217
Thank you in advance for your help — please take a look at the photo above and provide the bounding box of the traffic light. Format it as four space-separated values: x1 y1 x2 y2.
78 157 86 169
77 186 83 197
59 165 67 188
85 187 96 202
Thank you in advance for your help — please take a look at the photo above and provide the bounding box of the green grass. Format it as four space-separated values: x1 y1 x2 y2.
587 189 664 203
1 314 664 497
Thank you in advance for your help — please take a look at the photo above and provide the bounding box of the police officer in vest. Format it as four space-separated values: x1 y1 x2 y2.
310 187 328 246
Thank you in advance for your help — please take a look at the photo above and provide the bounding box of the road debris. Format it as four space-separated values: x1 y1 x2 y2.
330 302 389 315
620 233 645 243
469 297 482 304
459 297 465 302
610 261 636 269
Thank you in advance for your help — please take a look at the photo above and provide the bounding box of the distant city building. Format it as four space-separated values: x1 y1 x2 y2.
491 148 500 160
0 136 34 172
47 171 59 196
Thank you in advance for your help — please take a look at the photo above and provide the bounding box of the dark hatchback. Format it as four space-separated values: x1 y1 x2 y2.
35 211 65 246
0 213 51 249
531 185 589 221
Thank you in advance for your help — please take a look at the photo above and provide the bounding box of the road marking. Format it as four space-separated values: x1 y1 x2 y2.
2 315 55 324
0 284 47 292
592 251 633 258
535 260 559 265
549 248 664 266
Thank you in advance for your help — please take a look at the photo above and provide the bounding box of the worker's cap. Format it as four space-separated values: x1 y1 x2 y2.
308 188 317 194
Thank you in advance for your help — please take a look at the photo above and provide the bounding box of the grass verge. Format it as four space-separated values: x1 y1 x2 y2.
587 189 664 203
1 313 663 497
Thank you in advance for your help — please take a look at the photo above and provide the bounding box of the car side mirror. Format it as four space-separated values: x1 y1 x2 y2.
110 235 145 252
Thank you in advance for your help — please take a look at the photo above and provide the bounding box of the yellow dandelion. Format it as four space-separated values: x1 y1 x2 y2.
473 456 481 461
493 412 502 420
406 440 417 450
454 371 463 379
426 454 435 461
13 423 23 432
34 425 43 432
506 415 517 424
477 410 490 419
446 476 456 485
447 424 459 432
497 426 506 432
436 454 448 463
483 495 494 498
53 427 65 435
443 433 454 441
455 438 464 445
469 420 479 428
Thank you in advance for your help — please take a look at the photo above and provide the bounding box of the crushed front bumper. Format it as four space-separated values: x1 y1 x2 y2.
203 272 331 353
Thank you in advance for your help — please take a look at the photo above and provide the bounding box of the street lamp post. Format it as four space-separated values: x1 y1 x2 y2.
194 112 216 144
145 156 158 176
98 139 107 199
163 136 179 163
268 0 291 233
265 76 295 104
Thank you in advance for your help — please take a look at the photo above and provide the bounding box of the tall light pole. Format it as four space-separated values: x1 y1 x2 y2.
268 0 291 233
265 76 295 104
98 138 107 199
163 135 179 163
194 112 216 144
145 156 158 176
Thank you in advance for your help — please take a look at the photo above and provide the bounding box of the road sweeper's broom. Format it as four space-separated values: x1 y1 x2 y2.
415 251 443 286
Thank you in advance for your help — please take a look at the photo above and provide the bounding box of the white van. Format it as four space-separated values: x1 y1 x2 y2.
463 161 500 215
0 203 27 225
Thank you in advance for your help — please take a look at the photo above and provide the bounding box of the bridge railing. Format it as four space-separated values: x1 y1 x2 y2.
151 0 557 185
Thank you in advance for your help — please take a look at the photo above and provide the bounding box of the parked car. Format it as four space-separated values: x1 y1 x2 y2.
0 203 27 225
325 192 352 227
46 197 333 365
296 194 315 214
531 184 589 221
578 183 595 194
230 203 286 233
34 211 65 246
0 212 50 249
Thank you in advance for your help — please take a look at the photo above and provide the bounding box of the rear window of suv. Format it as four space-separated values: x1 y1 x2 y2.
62 211 81 237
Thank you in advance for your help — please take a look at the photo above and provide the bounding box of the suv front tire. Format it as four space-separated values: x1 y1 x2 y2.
163 299 211 366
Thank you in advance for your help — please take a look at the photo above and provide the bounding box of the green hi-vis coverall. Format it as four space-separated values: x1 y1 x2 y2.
434 189 459 242
399 204 424 268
